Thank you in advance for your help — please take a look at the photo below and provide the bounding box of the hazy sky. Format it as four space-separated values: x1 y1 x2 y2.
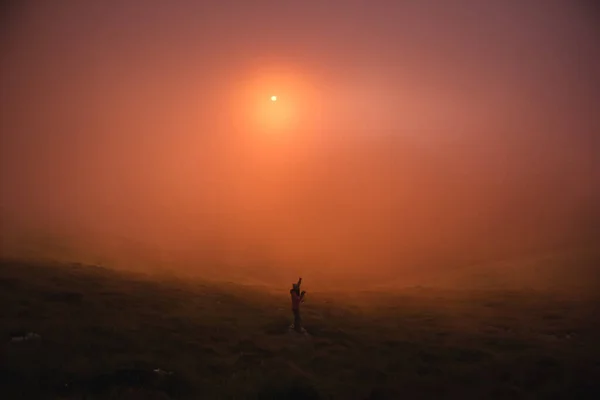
1 1 598 281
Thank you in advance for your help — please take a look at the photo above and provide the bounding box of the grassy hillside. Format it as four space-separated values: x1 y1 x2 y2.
1 256 599 399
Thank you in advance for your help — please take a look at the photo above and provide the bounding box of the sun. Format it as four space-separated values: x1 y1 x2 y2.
270 95 277 101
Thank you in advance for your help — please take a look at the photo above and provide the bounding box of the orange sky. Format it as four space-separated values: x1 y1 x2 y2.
1 0 598 282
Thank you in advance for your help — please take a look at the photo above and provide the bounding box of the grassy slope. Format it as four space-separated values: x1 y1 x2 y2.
1 254 599 399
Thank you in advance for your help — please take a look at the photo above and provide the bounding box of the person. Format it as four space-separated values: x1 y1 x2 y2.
290 277 306 333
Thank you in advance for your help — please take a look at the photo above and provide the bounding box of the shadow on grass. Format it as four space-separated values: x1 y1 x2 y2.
81 368 193 397
43 290 84 304
263 317 292 335
2 366 196 399
256 379 321 400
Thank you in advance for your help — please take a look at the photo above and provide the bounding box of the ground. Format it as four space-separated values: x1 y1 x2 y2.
1 254 599 399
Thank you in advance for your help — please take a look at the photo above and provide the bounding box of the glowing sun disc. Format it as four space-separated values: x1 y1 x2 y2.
271 95 277 101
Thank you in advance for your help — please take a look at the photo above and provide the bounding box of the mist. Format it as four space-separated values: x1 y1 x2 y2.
1 0 598 287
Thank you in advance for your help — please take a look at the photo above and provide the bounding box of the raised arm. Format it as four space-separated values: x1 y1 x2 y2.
297 277 302 289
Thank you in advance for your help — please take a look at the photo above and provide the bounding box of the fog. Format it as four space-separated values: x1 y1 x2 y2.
1 1 598 287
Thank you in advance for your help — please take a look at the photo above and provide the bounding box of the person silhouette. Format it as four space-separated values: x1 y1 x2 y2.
290 277 306 333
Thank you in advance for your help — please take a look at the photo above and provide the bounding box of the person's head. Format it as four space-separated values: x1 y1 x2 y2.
292 283 299 293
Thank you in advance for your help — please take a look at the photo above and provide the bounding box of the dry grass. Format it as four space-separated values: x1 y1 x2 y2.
1 255 599 399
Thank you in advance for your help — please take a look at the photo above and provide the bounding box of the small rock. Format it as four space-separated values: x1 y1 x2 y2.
153 368 174 376
10 332 41 342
